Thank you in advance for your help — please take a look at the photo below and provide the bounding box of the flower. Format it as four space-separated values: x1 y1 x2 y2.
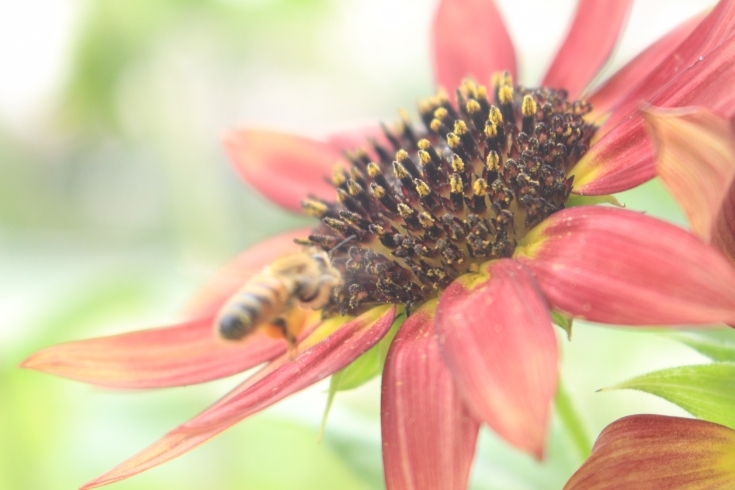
564 415 735 489
643 105 735 265
21 1 735 489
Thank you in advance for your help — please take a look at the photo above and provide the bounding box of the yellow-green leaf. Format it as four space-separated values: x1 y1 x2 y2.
666 329 735 362
604 363 735 430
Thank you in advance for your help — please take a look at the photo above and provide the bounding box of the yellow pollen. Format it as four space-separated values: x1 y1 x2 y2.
433 107 448 120
503 71 513 87
302 199 327 217
395 149 409 162
486 151 500 171
451 154 465 173
393 161 409 179
499 85 514 104
398 108 410 123
418 150 431 165
484 122 497 138
454 120 468 135
415 179 431 197
563 126 573 137
447 132 461 149
417 139 431 150
522 95 537 117
336 189 349 203
436 87 449 104
466 99 481 114
477 85 487 99
462 79 478 98
450 174 463 193
332 165 346 186
473 178 488 196
398 203 414 218
489 106 503 125
367 162 381 178
418 212 435 228
491 72 503 88
372 184 386 198
347 180 363 196
430 119 443 132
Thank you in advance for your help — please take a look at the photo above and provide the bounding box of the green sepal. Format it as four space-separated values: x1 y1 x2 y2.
665 329 735 362
602 363 735 430
552 310 573 340
566 194 622 208
318 310 406 439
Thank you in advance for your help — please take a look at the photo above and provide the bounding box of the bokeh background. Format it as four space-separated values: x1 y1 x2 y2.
0 0 721 488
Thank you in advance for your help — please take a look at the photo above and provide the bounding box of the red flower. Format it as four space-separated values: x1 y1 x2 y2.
564 415 735 489
643 105 735 265
21 1 735 489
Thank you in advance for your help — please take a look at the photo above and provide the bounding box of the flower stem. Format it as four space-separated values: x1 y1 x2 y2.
555 380 592 460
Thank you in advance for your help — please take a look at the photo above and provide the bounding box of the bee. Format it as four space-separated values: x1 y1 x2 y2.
216 248 342 346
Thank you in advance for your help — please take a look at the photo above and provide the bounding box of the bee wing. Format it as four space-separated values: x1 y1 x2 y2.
181 228 311 319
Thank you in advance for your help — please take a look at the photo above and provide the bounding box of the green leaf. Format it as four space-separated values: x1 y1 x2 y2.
318 312 405 438
552 310 573 340
666 330 735 362
566 194 622 208
604 363 735 430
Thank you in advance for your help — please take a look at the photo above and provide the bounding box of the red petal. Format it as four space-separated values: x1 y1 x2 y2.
600 0 735 132
564 415 735 490
431 0 516 91
542 0 633 100
223 129 343 212
714 182 735 263
181 227 312 318
20 316 288 389
381 301 479 490
516 207 735 325
80 306 396 489
587 11 705 119
435 259 558 458
643 107 735 262
572 35 735 195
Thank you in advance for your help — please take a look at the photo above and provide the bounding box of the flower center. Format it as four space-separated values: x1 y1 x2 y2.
300 74 597 315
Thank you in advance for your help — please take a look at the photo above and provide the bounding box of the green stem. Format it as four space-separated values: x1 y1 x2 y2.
555 380 592 460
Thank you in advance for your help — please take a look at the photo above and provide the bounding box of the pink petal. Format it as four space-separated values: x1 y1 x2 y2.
80 306 396 489
223 128 343 212
587 11 705 119
564 415 735 490
20 316 289 389
515 206 735 325
572 35 735 195
431 0 516 91
542 0 633 100
599 0 735 133
643 106 735 263
435 259 558 458
381 301 479 490
181 227 312 318
714 183 735 263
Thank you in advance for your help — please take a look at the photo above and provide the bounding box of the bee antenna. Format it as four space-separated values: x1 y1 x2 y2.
329 235 357 256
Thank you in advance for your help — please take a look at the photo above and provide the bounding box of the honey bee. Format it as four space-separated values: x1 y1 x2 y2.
216 248 342 346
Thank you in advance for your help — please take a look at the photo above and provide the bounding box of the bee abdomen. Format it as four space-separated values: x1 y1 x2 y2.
217 278 292 340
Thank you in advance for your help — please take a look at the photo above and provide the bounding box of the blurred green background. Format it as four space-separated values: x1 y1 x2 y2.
0 0 720 489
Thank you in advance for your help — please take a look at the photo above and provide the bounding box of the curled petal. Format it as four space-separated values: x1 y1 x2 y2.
643 107 735 262
20 316 289 389
431 0 516 91
564 415 735 490
587 11 705 120
436 259 558 458
542 0 633 100
80 306 396 489
181 227 312 318
223 129 344 212
516 207 735 325
382 301 479 490
600 0 735 133
572 35 735 195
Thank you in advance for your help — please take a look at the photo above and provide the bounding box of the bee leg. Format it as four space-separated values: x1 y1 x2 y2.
272 317 298 358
